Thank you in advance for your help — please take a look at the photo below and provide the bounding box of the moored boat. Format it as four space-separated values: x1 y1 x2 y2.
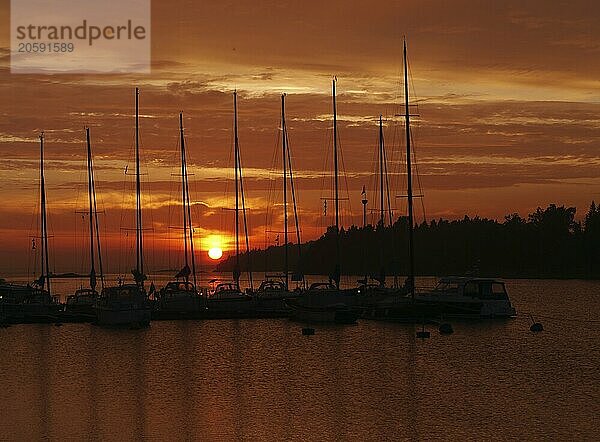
2 132 62 324
365 277 517 321
205 91 255 318
413 277 516 319
64 288 98 321
207 282 252 302
205 282 254 316
154 280 204 319
253 278 298 313
96 283 151 327
286 282 363 324
154 113 204 320
94 88 151 327
64 126 103 323
0 281 61 324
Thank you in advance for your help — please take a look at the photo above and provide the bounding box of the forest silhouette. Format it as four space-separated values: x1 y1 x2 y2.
216 202 600 279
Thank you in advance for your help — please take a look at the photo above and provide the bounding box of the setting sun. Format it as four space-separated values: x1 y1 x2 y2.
208 247 223 260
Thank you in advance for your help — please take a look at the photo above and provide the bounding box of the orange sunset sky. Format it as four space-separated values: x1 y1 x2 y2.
1 0 599 276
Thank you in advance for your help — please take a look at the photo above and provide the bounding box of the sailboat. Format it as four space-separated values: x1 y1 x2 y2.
365 40 518 322
207 91 253 312
0 132 61 323
255 93 304 312
94 87 151 327
286 79 362 324
64 127 103 321
154 113 204 319
365 39 423 321
357 115 409 307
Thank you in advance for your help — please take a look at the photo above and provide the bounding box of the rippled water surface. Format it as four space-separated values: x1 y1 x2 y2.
1 279 599 440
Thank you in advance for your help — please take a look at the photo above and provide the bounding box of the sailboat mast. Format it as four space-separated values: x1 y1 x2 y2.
90 139 104 290
135 87 144 283
379 115 386 282
86 127 96 291
179 112 189 280
379 115 385 227
39 132 51 296
403 40 415 298
184 172 197 288
282 94 289 289
284 130 303 283
181 115 197 288
233 91 240 286
332 78 340 285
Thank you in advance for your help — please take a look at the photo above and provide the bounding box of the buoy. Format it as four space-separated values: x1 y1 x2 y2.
439 323 454 334
530 322 543 332
302 327 315 336
529 314 543 332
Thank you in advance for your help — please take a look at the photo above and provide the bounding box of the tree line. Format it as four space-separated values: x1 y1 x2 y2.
216 202 600 279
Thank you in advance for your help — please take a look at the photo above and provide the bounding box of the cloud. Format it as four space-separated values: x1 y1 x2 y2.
1 0 599 274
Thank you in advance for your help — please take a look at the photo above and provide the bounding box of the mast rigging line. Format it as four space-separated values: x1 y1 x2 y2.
263 124 281 269
86 127 105 291
178 112 198 288
39 132 51 295
237 142 253 291
409 125 428 225
182 114 198 289
285 126 303 278
282 94 289 288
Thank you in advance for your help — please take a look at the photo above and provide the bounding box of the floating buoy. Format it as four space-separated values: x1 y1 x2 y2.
439 323 454 334
529 314 543 332
302 327 315 336
530 322 543 332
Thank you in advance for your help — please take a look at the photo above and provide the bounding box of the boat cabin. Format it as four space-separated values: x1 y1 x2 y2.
257 280 286 293
99 284 146 306
208 282 250 300
66 288 98 306
433 277 509 301
161 281 198 295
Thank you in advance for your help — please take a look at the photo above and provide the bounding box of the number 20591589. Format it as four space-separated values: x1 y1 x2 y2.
17 42 75 53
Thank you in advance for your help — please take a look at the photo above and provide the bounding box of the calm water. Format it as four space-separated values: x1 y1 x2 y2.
1 279 599 441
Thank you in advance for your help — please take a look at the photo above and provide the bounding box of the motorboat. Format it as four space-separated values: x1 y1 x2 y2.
364 277 516 322
413 277 517 319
